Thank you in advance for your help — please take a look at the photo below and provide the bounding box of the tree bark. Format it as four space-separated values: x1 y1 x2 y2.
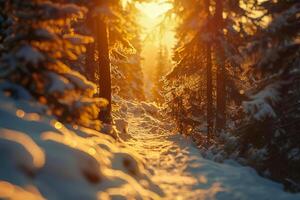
206 44 213 142
97 18 112 124
85 15 96 82
215 0 226 131
204 0 214 143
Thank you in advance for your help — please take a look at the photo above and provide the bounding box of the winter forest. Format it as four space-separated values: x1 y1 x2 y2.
0 0 299 199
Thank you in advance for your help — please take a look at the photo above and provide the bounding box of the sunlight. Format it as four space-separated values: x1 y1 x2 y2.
136 1 173 20
1 0 299 199
121 0 132 9
135 0 174 33
135 1 177 99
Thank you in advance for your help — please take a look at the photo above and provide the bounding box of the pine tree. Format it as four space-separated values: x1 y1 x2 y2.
97 17 112 123
80 0 145 122
0 0 101 129
110 1 146 101
215 0 226 131
204 0 213 142
238 0 300 190
152 45 170 103
165 0 247 142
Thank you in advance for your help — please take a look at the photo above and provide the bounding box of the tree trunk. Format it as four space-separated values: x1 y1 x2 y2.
85 16 96 82
215 0 226 131
216 53 226 131
86 42 95 81
206 44 213 142
205 0 214 143
97 18 112 124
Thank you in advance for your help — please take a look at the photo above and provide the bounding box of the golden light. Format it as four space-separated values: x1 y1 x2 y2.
54 122 63 130
88 148 96 156
0 129 45 168
121 0 132 9
16 109 25 118
51 120 63 130
135 1 174 34
134 1 177 99
136 1 173 20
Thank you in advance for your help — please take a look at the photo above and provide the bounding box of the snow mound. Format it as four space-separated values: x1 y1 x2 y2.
120 98 300 200
0 95 162 200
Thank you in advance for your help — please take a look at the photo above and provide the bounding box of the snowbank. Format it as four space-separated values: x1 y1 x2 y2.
0 94 162 200
118 98 300 200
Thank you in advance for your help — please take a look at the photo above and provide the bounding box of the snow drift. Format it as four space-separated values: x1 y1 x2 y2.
0 94 162 200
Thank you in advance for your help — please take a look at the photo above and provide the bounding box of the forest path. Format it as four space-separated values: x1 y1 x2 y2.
121 101 300 200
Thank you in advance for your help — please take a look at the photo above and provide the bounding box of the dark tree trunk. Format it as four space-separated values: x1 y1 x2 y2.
85 42 95 81
85 15 96 82
206 44 213 142
215 0 226 131
216 53 226 131
97 18 112 124
205 0 214 143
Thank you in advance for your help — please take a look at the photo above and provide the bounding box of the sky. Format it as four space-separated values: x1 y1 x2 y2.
135 0 177 98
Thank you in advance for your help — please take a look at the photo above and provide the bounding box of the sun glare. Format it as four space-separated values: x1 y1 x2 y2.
134 1 177 99
136 1 173 19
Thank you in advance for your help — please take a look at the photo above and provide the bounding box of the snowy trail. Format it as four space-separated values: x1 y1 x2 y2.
122 102 300 200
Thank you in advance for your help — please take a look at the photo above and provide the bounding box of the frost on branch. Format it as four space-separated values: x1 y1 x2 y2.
243 83 281 120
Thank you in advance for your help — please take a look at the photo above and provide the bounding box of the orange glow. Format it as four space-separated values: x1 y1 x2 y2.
88 148 96 156
16 109 25 118
0 181 45 200
121 0 132 9
54 122 63 130
50 120 63 130
136 1 173 20
26 113 40 121
135 1 177 98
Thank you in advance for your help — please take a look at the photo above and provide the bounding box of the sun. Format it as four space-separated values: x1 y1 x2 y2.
136 1 173 20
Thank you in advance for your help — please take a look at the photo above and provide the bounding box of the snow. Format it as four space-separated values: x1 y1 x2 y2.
63 34 94 45
0 81 33 100
16 45 45 66
0 95 162 200
242 83 281 120
34 29 55 41
63 70 95 90
1 92 300 199
118 98 300 200
47 72 74 93
268 4 300 34
42 2 86 19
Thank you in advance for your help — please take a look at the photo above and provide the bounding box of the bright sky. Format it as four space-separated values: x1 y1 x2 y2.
135 1 175 46
136 2 173 19
135 0 177 98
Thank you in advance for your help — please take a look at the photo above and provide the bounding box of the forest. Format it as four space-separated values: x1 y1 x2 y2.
0 0 299 199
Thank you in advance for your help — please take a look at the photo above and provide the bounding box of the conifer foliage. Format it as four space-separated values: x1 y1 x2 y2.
165 0 247 142
0 0 101 129
237 0 300 191
164 0 300 190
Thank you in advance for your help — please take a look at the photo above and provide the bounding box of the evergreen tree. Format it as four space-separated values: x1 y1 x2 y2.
80 0 145 121
165 0 247 142
152 45 170 103
97 16 111 123
237 0 300 190
0 0 101 129
110 1 146 101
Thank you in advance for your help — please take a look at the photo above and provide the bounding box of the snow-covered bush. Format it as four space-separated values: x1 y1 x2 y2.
0 0 101 129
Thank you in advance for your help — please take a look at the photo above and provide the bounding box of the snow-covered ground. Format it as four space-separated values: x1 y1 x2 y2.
118 98 300 200
1 93 300 200
0 95 162 200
